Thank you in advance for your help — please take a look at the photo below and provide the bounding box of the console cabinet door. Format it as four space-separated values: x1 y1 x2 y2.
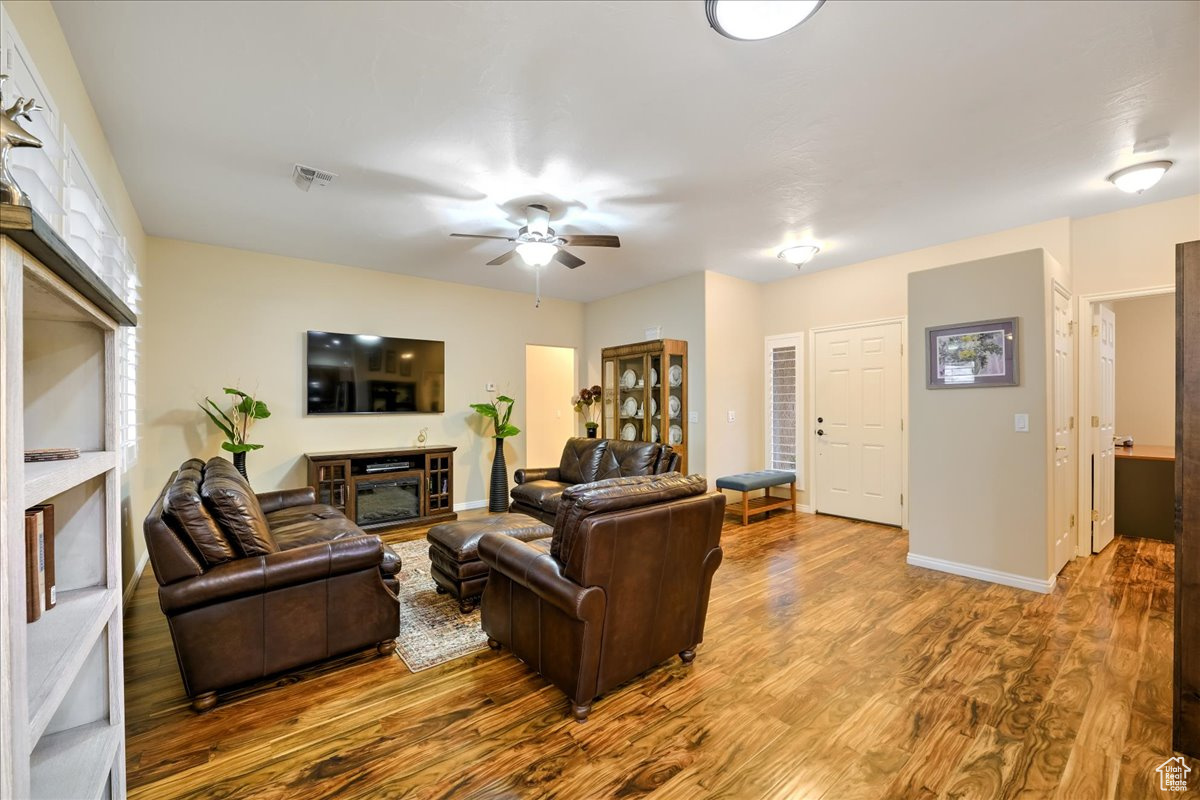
312 460 352 517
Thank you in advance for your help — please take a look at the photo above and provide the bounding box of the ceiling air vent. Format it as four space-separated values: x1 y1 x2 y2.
292 163 338 192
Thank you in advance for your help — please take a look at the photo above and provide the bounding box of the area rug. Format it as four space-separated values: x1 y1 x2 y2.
392 539 489 672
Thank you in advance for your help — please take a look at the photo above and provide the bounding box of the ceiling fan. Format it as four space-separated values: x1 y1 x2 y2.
450 204 620 269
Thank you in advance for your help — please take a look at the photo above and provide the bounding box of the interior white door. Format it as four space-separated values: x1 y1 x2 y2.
813 322 903 525
1092 303 1117 553
1052 287 1075 573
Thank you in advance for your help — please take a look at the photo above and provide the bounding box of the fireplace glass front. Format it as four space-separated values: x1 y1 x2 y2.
355 475 421 527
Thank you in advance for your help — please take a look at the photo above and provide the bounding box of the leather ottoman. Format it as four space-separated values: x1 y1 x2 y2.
427 513 552 612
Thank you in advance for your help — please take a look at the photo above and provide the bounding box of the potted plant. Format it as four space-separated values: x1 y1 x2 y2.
573 385 603 438
469 395 520 512
199 388 271 480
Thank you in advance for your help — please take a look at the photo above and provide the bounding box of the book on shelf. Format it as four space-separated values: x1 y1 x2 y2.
24 447 81 462
23 505 56 622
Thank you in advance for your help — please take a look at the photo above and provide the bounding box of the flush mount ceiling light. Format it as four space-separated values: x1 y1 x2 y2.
778 244 821 266
1107 160 1173 194
515 241 558 267
706 0 825 41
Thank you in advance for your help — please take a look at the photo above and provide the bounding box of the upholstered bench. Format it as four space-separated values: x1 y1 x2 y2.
427 513 552 612
715 470 797 525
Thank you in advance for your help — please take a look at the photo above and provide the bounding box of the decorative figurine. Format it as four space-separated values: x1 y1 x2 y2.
0 74 45 207
416 427 429 446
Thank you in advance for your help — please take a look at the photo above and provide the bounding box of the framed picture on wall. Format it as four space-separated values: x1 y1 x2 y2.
385 350 397 374
926 317 1019 388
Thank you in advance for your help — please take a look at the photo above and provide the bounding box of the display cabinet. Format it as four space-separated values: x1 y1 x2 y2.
601 339 688 473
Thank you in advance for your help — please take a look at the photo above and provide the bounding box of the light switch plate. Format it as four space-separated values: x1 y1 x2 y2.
688 411 699 424
727 410 736 423
1014 413 1029 432
485 382 496 392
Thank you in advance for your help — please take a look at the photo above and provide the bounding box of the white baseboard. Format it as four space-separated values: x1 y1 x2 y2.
122 550 150 609
906 552 1055 594
797 504 813 514
454 499 489 512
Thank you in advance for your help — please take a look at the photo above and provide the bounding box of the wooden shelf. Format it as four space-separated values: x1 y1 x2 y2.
24 451 117 508
26 587 117 742
30 720 121 800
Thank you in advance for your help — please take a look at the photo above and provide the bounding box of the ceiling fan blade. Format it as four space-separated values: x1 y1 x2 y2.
486 249 518 266
560 234 620 248
450 233 516 241
526 204 551 236
554 248 585 269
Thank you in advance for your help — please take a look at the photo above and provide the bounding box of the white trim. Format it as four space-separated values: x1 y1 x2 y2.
1075 284 1174 557
454 499 489 512
797 504 814 514
122 550 149 610
764 332 805 489
807 316 908 529
906 552 1056 594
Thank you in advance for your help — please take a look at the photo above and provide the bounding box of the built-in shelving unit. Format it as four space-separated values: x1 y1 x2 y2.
1 205 135 799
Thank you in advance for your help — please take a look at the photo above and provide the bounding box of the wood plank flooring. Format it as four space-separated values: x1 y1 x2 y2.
123 512 1194 799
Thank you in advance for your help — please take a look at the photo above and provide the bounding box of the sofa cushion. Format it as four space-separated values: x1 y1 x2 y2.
550 473 708 565
557 438 608 484
265 503 348 527
164 467 237 566
270 514 365 549
510 480 568 516
595 440 661 480
200 473 278 557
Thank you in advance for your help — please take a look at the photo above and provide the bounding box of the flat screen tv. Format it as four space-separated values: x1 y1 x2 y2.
306 330 445 414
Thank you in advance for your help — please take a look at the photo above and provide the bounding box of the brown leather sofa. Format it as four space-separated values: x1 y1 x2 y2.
480 473 725 721
509 437 681 524
144 457 401 711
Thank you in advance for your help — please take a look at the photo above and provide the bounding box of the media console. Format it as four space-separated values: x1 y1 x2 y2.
305 445 457 533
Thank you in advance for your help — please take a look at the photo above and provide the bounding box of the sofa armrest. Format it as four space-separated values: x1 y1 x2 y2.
256 486 317 513
159 536 384 614
478 533 603 621
514 467 560 485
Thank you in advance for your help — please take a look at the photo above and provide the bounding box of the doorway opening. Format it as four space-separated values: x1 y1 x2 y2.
1078 287 1176 555
524 345 577 467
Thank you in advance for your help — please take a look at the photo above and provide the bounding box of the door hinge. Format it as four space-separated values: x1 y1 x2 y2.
1091 509 1100 522
1069 416 1075 430
900 342 904 356
1068 320 1075 335
1070 513 1075 528
900 419 904 431
1091 415 1100 428
1092 325 1100 337
900 493 904 506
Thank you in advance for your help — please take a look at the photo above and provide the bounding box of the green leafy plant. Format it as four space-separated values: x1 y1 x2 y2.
199 388 271 453
573 385 603 431
469 395 520 439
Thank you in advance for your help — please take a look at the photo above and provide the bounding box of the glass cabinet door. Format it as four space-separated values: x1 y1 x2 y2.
616 354 648 442
603 358 617 437
666 353 685 449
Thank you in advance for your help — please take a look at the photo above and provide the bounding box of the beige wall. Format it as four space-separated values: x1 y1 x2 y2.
1112 294 1176 447
1073 195 1199 296
705 272 764 482
524 345 577 466
908 250 1052 584
582 272 707 474
137 237 584 529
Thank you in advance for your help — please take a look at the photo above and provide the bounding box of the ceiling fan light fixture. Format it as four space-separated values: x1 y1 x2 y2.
1107 160 1172 194
778 244 820 266
516 241 558 267
706 0 824 41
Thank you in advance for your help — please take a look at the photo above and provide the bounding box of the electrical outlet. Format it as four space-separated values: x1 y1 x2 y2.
727 410 736 423
1014 413 1029 432
485 382 496 393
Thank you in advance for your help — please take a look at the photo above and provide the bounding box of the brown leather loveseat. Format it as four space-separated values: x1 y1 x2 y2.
144 457 401 710
509 437 681 524
481 473 725 721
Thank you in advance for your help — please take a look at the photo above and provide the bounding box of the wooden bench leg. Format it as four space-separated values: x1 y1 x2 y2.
791 481 797 513
742 491 749 525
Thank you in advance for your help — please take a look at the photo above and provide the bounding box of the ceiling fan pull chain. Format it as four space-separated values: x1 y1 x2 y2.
534 266 541 308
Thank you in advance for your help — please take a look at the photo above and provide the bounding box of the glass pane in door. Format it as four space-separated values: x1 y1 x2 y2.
617 355 644 442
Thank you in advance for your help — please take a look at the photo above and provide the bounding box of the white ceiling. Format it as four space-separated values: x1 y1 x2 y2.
52 0 1199 303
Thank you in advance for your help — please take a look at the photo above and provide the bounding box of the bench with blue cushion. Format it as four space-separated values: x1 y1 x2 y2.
715 470 797 525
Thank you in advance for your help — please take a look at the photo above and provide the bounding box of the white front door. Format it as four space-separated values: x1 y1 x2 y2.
1052 286 1075 573
1092 303 1117 553
813 322 903 526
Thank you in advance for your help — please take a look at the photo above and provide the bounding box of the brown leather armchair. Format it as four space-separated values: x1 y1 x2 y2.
510 437 682 524
480 473 724 721
144 457 401 710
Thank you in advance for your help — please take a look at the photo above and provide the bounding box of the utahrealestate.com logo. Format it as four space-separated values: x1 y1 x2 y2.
1157 756 1192 792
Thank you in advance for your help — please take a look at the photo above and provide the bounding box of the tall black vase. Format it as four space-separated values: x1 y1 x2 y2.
232 451 248 481
489 437 509 513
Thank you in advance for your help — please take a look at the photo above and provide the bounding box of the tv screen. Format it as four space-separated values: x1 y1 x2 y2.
306 331 445 414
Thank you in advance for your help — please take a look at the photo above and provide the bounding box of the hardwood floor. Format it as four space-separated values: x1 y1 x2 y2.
124 512 1192 799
